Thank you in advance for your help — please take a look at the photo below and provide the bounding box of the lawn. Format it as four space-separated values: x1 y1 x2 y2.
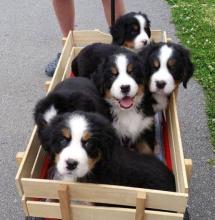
166 0 215 154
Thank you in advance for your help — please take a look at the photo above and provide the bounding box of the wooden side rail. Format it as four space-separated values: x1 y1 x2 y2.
16 152 25 167
45 80 51 93
184 159 192 184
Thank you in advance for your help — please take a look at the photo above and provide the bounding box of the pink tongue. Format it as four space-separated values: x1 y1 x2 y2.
119 97 133 109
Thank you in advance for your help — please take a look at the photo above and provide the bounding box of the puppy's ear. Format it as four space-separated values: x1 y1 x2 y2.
91 59 106 96
176 44 194 88
110 16 125 45
34 101 48 129
138 44 155 83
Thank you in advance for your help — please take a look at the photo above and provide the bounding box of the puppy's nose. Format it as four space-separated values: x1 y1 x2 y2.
156 81 166 89
120 85 130 94
142 40 148 46
66 159 78 171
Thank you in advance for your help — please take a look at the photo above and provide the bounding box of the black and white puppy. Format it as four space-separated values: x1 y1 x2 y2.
110 12 151 50
34 77 110 151
139 42 194 114
42 111 175 192
72 43 129 77
92 51 155 154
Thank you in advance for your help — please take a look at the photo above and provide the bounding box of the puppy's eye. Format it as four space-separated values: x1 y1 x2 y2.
168 58 176 67
60 138 70 147
127 63 133 74
111 67 118 76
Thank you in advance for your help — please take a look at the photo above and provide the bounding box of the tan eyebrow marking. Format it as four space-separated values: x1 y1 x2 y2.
168 58 176 66
111 66 118 75
62 128 71 140
132 24 139 30
153 59 160 68
127 63 133 73
82 131 92 142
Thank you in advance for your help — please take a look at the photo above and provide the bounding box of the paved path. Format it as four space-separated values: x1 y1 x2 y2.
0 0 214 219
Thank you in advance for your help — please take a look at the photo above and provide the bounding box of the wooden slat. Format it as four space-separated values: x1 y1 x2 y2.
62 37 67 46
166 93 188 193
70 29 163 46
58 185 71 220
74 47 84 57
16 152 25 167
15 126 40 196
71 30 111 46
44 80 51 93
22 195 29 216
135 192 146 220
185 159 192 184
151 30 163 42
22 179 187 212
62 48 75 81
30 145 47 178
27 201 183 220
47 31 73 93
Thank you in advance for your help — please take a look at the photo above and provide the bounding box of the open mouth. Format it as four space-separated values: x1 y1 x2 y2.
118 96 134 109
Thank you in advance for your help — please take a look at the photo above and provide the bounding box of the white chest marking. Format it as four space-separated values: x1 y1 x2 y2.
152 93 168 112
112 107 153 143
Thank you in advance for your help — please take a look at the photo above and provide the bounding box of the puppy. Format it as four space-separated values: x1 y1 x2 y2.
42 111 176 192
139 42 194 114
34 77 110 151
72 43 129 77
91 51 155 154
110 12 151 50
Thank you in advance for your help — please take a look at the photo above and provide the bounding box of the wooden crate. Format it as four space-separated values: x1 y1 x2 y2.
16 30 192 220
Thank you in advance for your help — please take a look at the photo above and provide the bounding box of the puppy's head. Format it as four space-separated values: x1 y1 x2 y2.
139 42 194 95
110 12 151 50
40 112 117 181
34 92 102 151
92 52 145 110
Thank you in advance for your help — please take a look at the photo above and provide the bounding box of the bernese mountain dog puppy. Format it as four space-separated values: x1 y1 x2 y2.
41 111 176 192
139 42 194 114
72 43 129 77
34 77 110 151
91 51 155 154
110 12 151 50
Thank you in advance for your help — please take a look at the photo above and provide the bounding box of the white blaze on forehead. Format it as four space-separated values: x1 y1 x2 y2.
56 114 89 181
159 45 173 66
110 54 138 100
133 15 150 50
68 114 88 141
115 54 128 74
44 105 57 123
134 15 146 30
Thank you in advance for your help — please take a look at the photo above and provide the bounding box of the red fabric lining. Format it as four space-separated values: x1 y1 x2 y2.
162 114 173 171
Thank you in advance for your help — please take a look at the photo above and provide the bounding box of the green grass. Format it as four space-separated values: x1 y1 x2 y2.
166 0 215 151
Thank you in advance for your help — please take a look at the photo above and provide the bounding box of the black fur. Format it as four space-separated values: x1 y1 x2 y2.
34 77 110 151
110 12 151 46
71 43 129 77
45 111 176 192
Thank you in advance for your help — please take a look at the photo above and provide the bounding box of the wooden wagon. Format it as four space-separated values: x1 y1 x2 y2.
16 30 192 220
